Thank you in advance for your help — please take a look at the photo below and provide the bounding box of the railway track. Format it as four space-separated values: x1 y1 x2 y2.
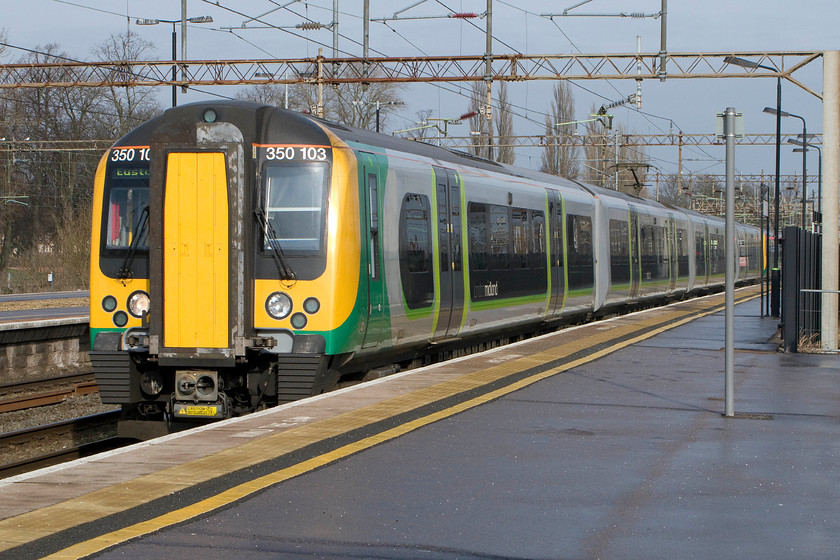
0 410 123 479
0 372 98 413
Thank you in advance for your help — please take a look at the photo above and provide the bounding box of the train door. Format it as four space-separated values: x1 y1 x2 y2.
667 213 678 291
432 166 465 340
162 151 229 349
359 152 386 349
548 188 565 315
702 223 711 285
629 207 641 298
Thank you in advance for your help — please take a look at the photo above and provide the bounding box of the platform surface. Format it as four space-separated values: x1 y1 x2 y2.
2 287 839 560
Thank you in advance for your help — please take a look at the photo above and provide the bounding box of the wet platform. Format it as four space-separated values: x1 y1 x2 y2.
2 285 839 559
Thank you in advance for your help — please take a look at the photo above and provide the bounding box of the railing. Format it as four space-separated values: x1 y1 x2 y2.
798 289 840 351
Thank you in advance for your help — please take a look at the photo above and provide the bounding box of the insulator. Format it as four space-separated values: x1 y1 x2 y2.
450 12 478 18
296 22 323 30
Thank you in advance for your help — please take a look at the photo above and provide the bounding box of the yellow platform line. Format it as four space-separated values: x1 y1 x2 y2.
3 288 759 559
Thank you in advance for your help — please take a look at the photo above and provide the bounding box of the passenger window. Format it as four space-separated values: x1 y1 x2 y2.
368 173 379 279
609 219 630 285
399 193 434 309
532 211 546 270
490 206 510 270
568 214 594 290
368 174 378 232
677 228 689 277
468 203 488 271
695 232 707 277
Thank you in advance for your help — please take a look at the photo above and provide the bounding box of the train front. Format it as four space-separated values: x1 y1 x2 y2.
90 102 361 439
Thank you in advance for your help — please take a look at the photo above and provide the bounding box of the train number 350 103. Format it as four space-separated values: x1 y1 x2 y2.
263 146 328 161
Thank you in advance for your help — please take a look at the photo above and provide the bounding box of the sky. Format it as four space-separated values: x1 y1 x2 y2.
1 0 838 187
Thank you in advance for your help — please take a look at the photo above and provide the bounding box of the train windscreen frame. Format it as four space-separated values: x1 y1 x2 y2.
99 147 151 279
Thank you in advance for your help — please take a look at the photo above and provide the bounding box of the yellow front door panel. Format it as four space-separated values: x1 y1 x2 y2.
163 152 229 348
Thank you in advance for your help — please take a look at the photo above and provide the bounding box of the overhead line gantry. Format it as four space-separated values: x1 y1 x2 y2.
0 51 823 99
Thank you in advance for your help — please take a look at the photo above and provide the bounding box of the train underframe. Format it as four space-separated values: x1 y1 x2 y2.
93 282 750 441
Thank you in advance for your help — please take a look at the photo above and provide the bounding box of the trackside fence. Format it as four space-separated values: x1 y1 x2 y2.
781 226 827 352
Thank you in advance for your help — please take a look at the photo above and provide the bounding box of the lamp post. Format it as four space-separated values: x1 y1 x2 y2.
789 138 821 231
724 56 781 316
353 100 405 133
136 15 213 107
764 107 807 230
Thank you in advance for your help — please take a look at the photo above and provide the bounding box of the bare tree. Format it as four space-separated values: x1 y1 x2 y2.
540 81 578 179
1 43 104 289
237 83 297 110
92 32 163 139
333 64 404 131
654 174 690 207
400 109 436 141
467 82 492 160
494 82 514 164
581 104 609 188
236 62 404 131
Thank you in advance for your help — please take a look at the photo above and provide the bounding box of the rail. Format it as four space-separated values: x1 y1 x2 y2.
0 372 97 413
0 410 122 479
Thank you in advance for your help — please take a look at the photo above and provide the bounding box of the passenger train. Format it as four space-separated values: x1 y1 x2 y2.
89 101 761 439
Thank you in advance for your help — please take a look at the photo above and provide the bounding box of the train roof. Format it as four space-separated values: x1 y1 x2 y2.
110 100 754 232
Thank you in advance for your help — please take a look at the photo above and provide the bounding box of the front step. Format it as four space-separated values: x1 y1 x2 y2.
275 355 337 402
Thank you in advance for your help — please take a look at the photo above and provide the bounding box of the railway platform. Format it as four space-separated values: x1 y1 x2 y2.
2 285 839 559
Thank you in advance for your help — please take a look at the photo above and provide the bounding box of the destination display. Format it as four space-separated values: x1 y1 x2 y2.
110 167 150 180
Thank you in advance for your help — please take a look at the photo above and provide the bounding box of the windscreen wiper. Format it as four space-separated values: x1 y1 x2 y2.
118 205 149 281
255 208 296 281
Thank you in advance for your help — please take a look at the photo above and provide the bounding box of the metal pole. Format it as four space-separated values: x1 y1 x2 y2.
332 0 339 80
658 0 667 81
614 129 619 190
485 0 493 161
332 0 339 59
771 76 782 317
171 23 177 108
724 107 736 417
181 0 187 94
362 0 370 83
818 148 822 218
677 131 683 193
821 50 840 351
760 184 766 317
765 185 770 315
801 120 807 230
317 51 324 118
181 0 187 61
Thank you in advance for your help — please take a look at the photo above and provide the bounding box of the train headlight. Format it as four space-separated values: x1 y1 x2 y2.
127 290 151 318
266 292 292 319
